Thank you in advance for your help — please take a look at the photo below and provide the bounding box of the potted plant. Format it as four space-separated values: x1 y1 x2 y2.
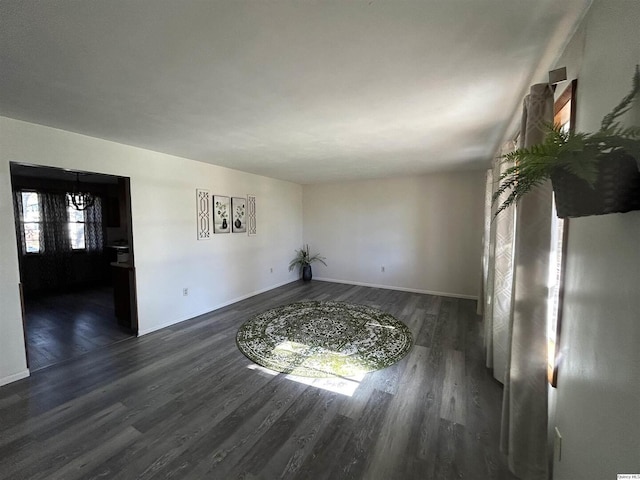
493 66 640 219
288 244 327 281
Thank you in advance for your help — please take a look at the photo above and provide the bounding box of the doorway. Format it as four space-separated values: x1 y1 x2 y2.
10 163 138 371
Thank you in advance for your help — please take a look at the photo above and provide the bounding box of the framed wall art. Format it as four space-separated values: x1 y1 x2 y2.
232 197 247 233
247 194 257 236
213 195 230 233
196 189 211 240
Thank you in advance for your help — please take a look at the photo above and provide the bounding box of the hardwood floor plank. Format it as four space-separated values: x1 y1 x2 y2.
149 375 307 478
336 372 377 420
433 418 465 480
440 349 467 426
44 425 142 480
400 345 447 479
5 402 130 480
329 388 393 479
293 413 355 480
363 345 431 479
101 370 275 480
439 297 461 351
255 391 342 479
0 393 21 410
425 294 443 315
413 312 438 347
235 386 329 475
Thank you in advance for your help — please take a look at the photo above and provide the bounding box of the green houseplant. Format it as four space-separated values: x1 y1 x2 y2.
288 244 327 281
493 66 640 218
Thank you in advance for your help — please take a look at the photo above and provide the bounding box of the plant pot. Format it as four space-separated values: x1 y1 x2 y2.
302 265 312 282
550 153 640 218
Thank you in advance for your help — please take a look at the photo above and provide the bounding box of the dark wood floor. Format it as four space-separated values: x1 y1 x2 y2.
24 287 134 371
0 281 516 480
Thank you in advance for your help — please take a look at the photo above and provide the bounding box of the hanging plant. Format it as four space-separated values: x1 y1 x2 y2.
493 65 640 218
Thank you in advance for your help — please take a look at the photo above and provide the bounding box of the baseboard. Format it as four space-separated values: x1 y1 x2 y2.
313 277 479 300
137 279 298 336
0 368 30 387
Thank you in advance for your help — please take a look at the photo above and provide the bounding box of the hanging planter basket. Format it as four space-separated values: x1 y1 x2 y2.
550 153 640 218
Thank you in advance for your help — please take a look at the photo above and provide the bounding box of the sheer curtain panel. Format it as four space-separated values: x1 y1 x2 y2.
482 141 517 384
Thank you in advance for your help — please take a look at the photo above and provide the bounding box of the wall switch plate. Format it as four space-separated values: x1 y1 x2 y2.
381 266 385 272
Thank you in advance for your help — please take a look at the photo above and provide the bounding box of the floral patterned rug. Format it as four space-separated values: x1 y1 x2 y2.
236 301 413 378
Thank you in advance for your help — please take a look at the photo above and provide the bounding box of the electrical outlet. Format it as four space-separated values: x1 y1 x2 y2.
554 427 562 462
381 266 385 273
270 267 273 273
183 288 188 296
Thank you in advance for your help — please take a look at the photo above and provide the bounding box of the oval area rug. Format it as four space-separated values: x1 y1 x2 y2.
236 301 413 378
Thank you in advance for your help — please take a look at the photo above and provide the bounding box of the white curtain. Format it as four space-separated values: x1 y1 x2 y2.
500 83 555 480
481 142 517 383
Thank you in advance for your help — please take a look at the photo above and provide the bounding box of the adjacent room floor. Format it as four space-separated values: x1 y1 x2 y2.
0 281 516 479
23 286 134 371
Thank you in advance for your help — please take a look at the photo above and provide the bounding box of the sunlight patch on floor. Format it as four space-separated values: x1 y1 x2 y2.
246 363 365 397
365 322 396 329
273 340 309 354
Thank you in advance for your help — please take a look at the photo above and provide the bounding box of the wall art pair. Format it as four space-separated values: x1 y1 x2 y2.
196 189 256 239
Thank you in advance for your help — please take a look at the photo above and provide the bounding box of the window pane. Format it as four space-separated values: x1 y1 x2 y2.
21 191 40 222
24 222 41 253
66 198 86 222
68 223 85 249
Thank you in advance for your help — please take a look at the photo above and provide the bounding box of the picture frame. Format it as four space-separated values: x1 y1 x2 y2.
195 189 211 240
247 195 257 236
232 197 247 233
213 195 230 234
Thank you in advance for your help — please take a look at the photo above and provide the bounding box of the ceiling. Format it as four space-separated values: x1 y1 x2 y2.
0 1 591 184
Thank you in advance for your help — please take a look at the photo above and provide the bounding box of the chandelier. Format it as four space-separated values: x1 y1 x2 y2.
67 172 95 211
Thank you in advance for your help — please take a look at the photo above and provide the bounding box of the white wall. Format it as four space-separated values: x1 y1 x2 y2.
551 1 640 478
0 117 302 386
303 172 485 298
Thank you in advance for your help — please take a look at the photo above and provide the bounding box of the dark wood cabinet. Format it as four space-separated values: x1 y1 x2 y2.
111 263 137 332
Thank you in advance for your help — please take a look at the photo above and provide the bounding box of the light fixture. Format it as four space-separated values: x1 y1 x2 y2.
68 172 95 211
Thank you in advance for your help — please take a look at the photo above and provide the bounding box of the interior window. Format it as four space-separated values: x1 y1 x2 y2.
21 191 42 253
19 190 89 253
66 195 86 250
